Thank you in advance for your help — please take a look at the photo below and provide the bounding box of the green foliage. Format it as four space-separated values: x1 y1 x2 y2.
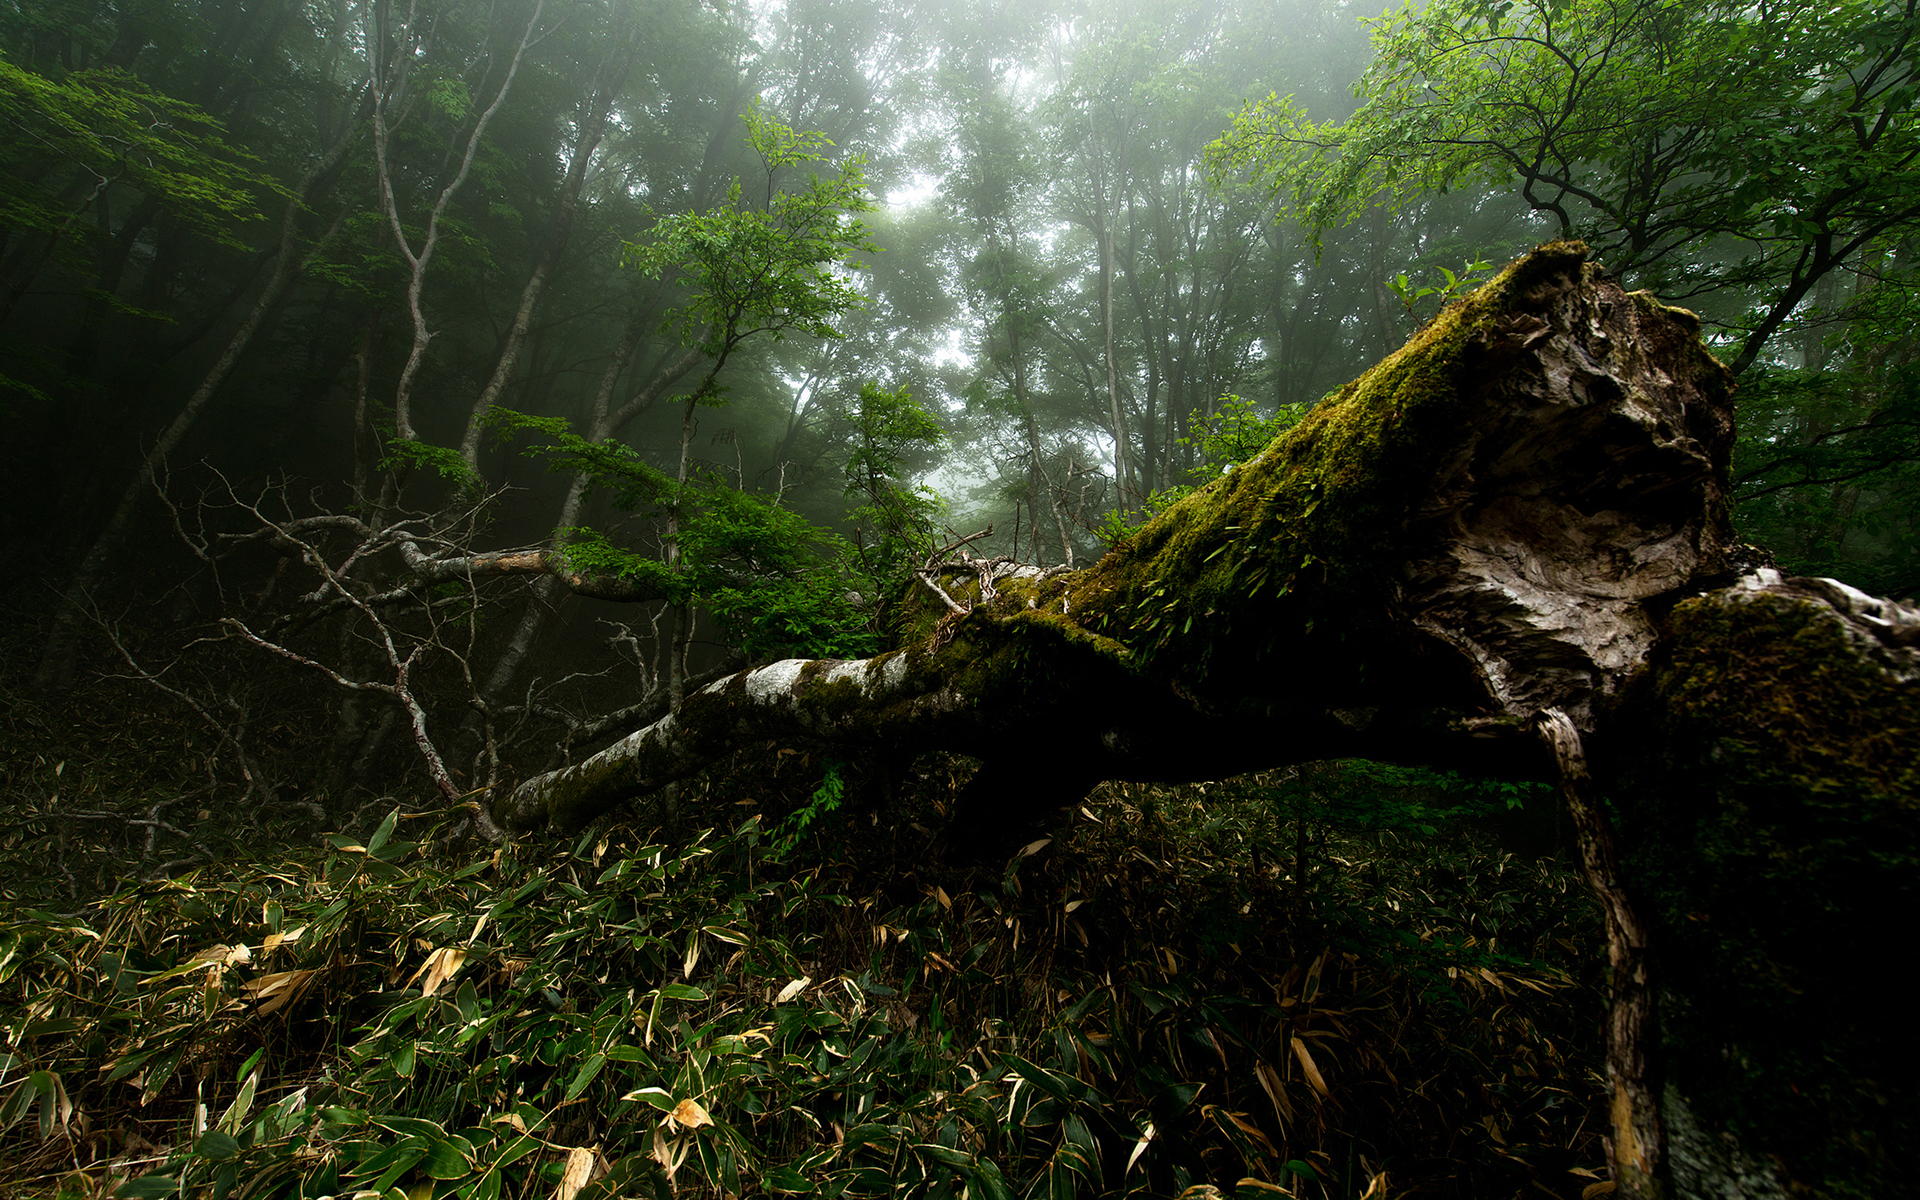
1184 394 1305 468
555 528 681 598
0 58 281 250
1210 0 1920 591
1731 250 1920 596
0 772 1604 1200
768 759 847 861
1100 396 1304 545
679 484 878 660
377 440 484 491
424 77 473 122
844 381 947 584
1385 258 1494 323
1263 760 1549 839
491 404 886 660
488 407 675 512
305 212 429 301
625 102 879 384
1208 0 1920 289
1735 360 1920 594
1096 486 1197 547
482 105 907 666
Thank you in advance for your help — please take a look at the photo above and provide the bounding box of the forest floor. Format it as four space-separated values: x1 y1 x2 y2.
1 623 1613 1200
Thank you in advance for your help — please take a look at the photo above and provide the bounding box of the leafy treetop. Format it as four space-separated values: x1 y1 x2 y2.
1206 0 1920 373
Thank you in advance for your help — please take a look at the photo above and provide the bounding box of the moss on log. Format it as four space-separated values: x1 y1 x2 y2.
501 241 1739 832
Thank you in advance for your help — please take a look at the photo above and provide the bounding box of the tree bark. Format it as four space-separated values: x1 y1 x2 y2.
497 242 1917 1198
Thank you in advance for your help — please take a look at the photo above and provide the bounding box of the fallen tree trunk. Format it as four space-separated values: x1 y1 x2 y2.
497 243 1916 1198
499 242 1741 825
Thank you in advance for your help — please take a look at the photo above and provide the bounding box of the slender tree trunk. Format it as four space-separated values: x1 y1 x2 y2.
350 320 378 505
1096 193 1130 504
1124 205 1164 491
372 0 544 444
1537 709 1660 1195
456 23 638 469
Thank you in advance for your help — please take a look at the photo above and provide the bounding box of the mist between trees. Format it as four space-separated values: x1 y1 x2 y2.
0 0 1916 1197
5 0 1915 713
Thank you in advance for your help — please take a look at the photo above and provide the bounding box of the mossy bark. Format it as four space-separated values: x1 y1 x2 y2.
504 241 1737 827
495 242 1917 1198
1600 576 1919 1199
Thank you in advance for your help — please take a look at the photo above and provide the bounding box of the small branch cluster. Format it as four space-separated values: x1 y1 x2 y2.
149 470 526 841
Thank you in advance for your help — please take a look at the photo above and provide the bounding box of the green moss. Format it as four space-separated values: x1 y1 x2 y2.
807 672 866 720
1609 592 1919 1196
1060 241 1594 686
887 242 1611 724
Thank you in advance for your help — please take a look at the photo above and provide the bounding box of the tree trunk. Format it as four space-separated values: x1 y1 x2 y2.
455 24 638 470
496 242 1916 1198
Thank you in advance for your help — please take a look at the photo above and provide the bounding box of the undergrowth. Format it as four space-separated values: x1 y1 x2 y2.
0 761 1607 1200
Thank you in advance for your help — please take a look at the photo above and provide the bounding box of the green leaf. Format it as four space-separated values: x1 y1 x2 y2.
564 1053 606 1102
371 1145 428 1192
971 1159 1014 1200
1001 1054 1078 1105
366 808 400 854
490 1133 543 1171
421 1136 476 1180
459 1169 502 1200
914 1143 974 1170
371 1115 447 1140
194 1130 241 1160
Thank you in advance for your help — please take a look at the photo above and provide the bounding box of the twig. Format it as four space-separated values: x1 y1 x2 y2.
92 603 270 804
913 571 969 615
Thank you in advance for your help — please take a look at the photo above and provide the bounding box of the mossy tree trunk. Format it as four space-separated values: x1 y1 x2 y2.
496 243 1916 1199
1598 577 1917 1200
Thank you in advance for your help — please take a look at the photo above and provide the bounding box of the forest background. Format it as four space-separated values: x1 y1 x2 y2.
0 0 1915 1196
